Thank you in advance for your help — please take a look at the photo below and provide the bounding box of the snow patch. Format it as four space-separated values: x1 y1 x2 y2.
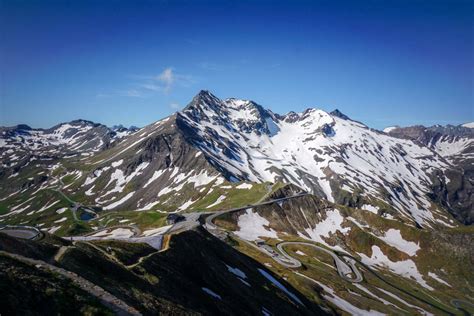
359 246 433 290
379 229 420 256
383 126 398 133
111 159 123 168
56 207 68 214
226 264 247 279
258 269 303 305
144 169 165 188
103 192 135 210
299 209 350 248
201 287 221 300
142 225 172 236
236 183 253 189
91 228 134 238
235 209 279 241
428 272 451 287
47 226 61 234
54 217 68 223
206 195 226 208
361 204 379 214
310 277 385 315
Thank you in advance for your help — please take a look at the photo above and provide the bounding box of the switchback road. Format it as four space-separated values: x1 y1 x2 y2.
276 241 363 282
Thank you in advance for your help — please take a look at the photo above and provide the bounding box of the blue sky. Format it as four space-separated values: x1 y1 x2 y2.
1 0 473 129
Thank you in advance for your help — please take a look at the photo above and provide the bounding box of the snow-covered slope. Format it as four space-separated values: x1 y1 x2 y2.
177 91 452 227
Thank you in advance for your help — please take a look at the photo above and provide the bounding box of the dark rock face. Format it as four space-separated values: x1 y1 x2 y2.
330 109 350 120
320 123 335 137
430 164 474 225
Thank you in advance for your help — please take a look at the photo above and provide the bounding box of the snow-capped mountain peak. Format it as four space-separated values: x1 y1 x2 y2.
182 90 279 136
174 91 457 227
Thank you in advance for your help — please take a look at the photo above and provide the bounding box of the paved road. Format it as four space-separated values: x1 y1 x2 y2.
167 213 203 234
71 235 165 250
80 225 141 237
236 236 302 268
0 250 141 316
276 242 363 283
0 225 42 240
68 225 167 250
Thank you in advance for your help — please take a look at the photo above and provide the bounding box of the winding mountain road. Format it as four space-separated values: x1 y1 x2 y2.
202 193 363 283
0 225 42 240
276 241 363 282
450 299 474 316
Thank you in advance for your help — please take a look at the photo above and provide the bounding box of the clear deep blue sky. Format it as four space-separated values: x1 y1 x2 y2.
1 0 473 129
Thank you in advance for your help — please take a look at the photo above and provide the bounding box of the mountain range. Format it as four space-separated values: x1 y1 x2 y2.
2 90 472 226
1 90 473 315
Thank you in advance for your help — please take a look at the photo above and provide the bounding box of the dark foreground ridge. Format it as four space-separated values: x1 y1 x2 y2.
0 227 328 315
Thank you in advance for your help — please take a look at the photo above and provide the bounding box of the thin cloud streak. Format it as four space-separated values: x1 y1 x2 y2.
98 67 195 98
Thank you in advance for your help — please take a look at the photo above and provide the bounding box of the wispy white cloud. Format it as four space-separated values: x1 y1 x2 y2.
156 68 174 93
97 67 194 98
140 67 194 94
